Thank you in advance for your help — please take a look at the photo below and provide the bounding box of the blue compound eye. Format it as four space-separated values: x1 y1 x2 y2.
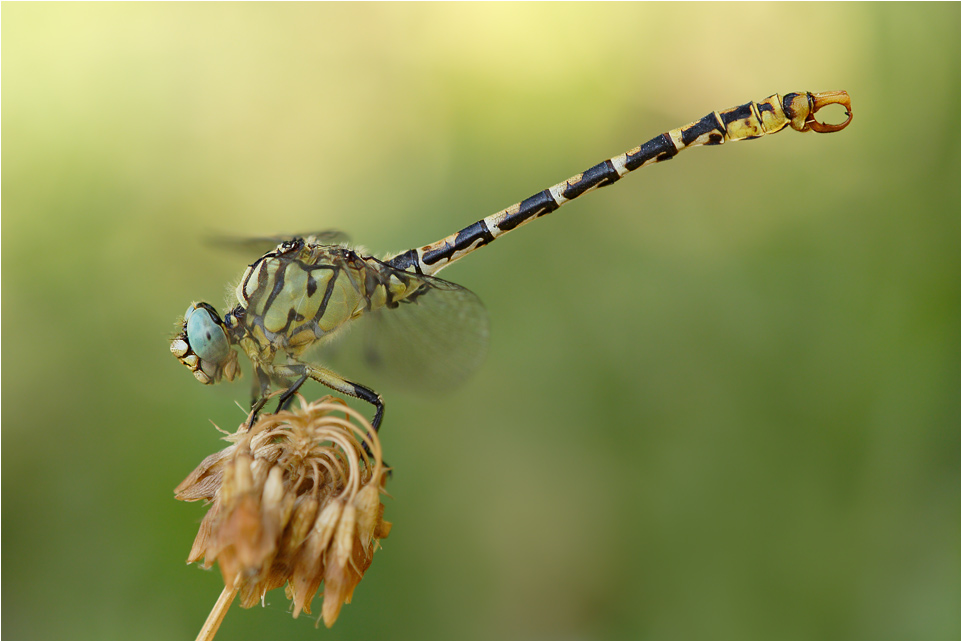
186 306 230 365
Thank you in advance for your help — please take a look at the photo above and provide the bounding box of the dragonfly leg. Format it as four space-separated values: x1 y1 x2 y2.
268 362 386 432
252 366 272 406
245 366 275 429
274 373 309 413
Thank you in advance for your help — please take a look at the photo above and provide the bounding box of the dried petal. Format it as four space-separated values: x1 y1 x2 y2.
219 494 263 577
176 472 224 502
175 447 233 497
283 496 319 558
232 451 254 495
250 457 273 490
321 503 359 627
187 500 219 564
353 483 381 547
313 499 344 553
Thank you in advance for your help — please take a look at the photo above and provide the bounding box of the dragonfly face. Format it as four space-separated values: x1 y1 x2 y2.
171 302 241 385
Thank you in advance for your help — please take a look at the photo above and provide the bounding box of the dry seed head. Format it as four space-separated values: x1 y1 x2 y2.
175 395 391 629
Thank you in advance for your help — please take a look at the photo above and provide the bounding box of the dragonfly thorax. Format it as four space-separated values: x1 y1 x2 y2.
232 242 422 359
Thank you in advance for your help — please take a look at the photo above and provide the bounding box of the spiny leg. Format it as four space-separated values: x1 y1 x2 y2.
246 367 304 428
275 373 309 413
245 365 275 428
267 362 386 432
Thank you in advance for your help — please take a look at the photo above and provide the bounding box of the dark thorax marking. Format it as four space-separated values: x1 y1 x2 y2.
312 264 340 323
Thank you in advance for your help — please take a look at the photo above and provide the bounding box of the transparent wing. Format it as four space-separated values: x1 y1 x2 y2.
316 270 489 395
208 230 351 257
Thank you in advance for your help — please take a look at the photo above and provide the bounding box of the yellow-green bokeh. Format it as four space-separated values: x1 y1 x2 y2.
3 3 958 639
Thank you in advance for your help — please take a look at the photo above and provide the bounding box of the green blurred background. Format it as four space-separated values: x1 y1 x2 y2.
3 3 958 639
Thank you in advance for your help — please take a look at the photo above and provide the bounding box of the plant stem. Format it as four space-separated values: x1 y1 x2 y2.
196 585 238 641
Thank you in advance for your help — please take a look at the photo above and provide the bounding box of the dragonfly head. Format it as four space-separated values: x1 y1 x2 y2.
170 302 241 385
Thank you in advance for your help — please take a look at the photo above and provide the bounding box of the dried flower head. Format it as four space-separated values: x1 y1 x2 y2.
175 396 392 635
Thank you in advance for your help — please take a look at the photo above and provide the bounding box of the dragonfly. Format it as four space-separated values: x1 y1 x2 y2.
171 90 852 431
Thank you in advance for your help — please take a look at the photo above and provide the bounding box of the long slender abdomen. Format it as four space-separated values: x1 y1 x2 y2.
385 92 851 277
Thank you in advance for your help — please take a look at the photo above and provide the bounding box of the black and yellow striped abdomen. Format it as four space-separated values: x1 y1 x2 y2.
387 91 851 277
